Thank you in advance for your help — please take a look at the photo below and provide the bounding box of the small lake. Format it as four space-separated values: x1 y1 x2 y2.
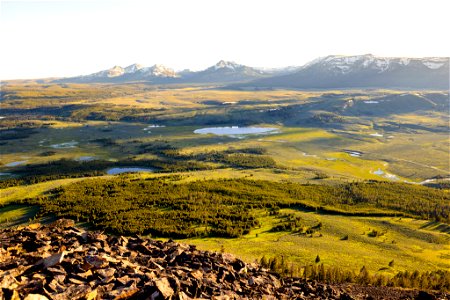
194 126 278 136
143 124 165 131
302 152 318 158
372 169 399 181
5 161 28 167
373 169 384 175
370 133 383 137
106 167 154 175
343 150 363 157
75 156 95 161
50 141 78 149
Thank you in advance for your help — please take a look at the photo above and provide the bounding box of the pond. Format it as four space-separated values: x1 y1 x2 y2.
106 167 154 175
343 150 363 157
370 133 383 137
143 124 165 131
50 141 78 149
5 161 28 167
75 156 95 161
372 169 399 181
194 126 278 136
373 169 384 175
302 152 318 158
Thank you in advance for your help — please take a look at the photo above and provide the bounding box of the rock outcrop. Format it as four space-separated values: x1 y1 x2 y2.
0 220 447 299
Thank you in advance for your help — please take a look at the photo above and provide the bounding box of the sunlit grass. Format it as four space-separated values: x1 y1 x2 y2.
0 178 95 205
0 204 40 226
179 209 450 274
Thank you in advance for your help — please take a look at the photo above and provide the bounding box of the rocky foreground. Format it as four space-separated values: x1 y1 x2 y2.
0 220 447 300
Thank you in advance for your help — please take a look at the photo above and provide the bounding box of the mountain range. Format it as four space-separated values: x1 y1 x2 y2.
55 54 449 89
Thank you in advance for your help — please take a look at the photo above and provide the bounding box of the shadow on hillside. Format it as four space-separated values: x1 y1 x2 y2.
419 221 450 234
0 204 40 228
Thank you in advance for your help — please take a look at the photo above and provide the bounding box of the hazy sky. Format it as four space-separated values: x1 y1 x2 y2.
1 0 449 79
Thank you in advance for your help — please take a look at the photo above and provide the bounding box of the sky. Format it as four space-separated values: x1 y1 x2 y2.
1 0 449 80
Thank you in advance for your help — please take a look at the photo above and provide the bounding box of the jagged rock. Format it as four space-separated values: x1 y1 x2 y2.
85 288 98 300
1 274 18 289
1 219 447 300
85 255 109 269
96 267 115 278
47 279 65 293
23 294 49 300
75 269 93 279
27 223 41 230
42 252 65 268
68 277 85 285
51 285 91 300
106 286 139 299
154 278 175 299
189 269 203 280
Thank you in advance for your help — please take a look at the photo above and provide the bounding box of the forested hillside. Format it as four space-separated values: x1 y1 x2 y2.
19 177 450 237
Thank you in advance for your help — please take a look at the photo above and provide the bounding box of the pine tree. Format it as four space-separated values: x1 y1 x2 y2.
318 263 326 281
420 275 429 289
304 265 312 279
311 264 318 279
260 256 268 268
269 257 279 272
315 255 321 263
358 266 371 285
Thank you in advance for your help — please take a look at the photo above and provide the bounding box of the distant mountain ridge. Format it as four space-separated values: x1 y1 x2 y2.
180 60 269 83
237 54 449 90
55 60 271 84
63 64 179 83
54 54 449 89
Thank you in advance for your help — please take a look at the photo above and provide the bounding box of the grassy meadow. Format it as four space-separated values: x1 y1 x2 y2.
181 209 450 274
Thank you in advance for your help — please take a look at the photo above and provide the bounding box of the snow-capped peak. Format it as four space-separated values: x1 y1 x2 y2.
255 65 302 75
87 65 124 78
124 64 144 73
302 54 448 74
140 64 178 77
83 63 178 79
422 58 448 69
319 54 376 66
214 60 242 70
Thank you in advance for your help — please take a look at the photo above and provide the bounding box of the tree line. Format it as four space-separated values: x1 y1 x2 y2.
16 177 450 239
260 256 450 291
